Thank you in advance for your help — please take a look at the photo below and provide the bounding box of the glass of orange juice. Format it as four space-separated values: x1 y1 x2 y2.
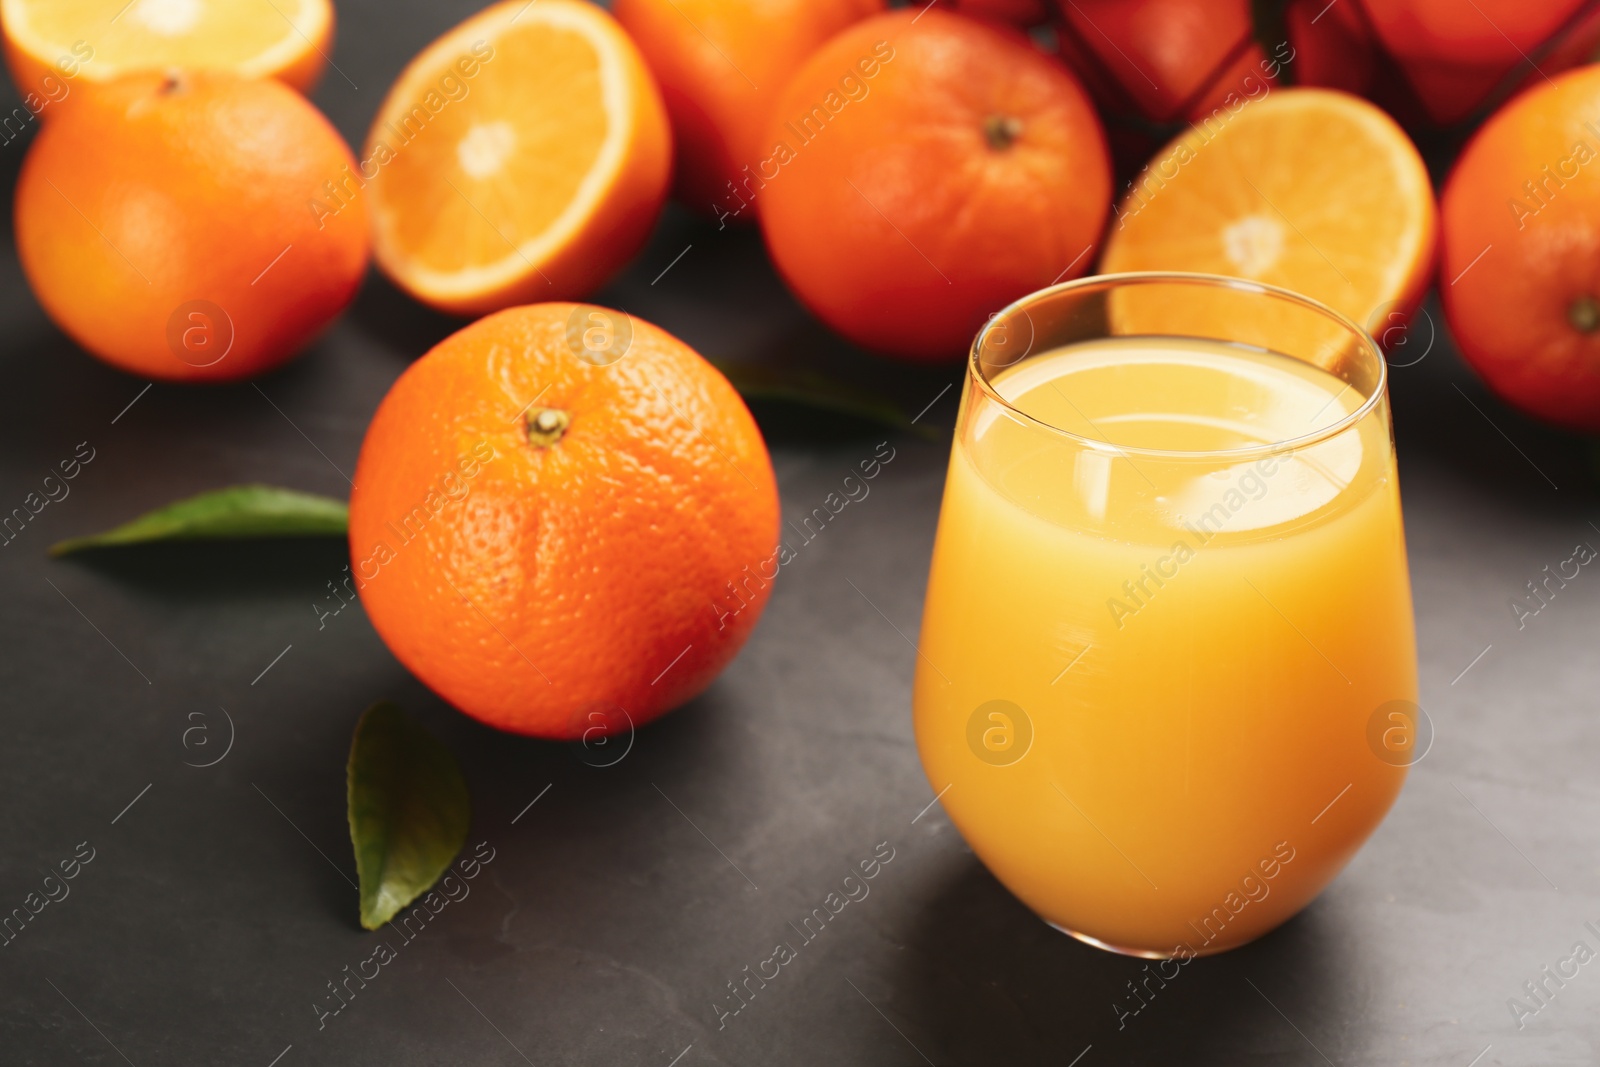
913 272 1418 958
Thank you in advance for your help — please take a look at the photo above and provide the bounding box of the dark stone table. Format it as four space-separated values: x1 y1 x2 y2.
1 3 1595 1064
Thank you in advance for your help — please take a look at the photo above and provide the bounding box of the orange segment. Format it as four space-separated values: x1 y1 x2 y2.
1 0 333 97
1101 88 1437 346
364 0 671 315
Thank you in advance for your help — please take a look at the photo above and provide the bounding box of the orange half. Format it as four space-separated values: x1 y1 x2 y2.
1101 88 1437 346
364 0 671 316
2 0 333 99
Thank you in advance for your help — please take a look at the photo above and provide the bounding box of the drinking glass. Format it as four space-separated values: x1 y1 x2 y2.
912 272 1418 958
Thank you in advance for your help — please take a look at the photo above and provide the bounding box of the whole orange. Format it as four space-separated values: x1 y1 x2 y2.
758 9 1110 360
348 303 780 739
612 0 883 220
14 71 369 381
1441 65 1600 431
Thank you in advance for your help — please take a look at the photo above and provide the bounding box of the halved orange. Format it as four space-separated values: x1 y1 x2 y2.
1 0 334 102
1101 88 1437 346
364 0 671 316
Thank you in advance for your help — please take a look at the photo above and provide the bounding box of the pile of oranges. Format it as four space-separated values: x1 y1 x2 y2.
13 0 1600 403
12 0 1600 736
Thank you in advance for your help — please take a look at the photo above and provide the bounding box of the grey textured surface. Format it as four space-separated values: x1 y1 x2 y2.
2 3 1599 1065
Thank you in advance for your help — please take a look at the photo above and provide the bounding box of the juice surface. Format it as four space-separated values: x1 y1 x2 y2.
913 336 1417 956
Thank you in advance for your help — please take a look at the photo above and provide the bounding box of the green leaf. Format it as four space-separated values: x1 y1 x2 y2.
347 702 470 931
50 484 349 557
714 361 939 440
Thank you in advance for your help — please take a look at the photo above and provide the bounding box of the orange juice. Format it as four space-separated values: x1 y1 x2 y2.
913 334 1416 957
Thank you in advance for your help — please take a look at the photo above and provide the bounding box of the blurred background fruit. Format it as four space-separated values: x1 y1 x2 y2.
1054 0 1283 126
947 0 1054 28
14 70 369 382
1101 88 1436 344
365 0 670 316
1054 0 1600 154
348 303 779 740
613 0 883 219
1285 0 1383 101
1 0 334 105
1441 64 1600 431
759 9 1111 361
1357 0 1600 125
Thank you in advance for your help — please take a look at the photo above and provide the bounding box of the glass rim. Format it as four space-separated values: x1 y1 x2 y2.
968 271 1389 461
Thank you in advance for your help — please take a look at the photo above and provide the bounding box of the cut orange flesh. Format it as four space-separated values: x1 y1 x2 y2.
1101 88 1437 344
2 0 333 96
364 0 671 315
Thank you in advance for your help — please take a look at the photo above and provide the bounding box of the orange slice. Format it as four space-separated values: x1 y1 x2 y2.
1 0 334 100
364 0 671 316
1100 88 1437 348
